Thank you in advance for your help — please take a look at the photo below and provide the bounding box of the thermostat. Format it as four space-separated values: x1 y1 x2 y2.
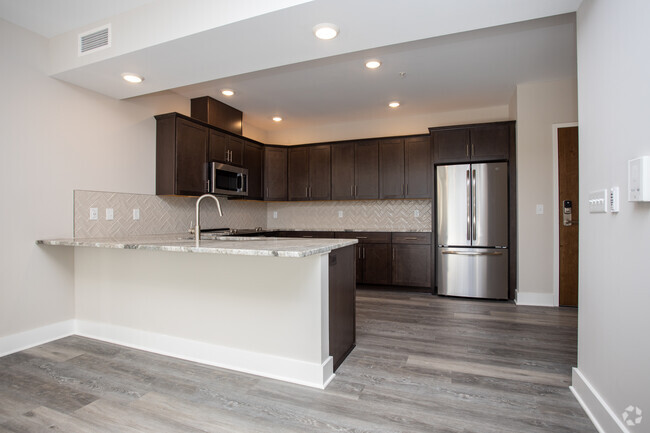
628 156 650 201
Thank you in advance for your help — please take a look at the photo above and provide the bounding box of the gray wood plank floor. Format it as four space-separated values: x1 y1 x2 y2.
0 289 595 432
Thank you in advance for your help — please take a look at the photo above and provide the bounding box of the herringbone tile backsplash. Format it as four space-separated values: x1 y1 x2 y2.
267 200 431 232
74 190 267 238
74 190 432 238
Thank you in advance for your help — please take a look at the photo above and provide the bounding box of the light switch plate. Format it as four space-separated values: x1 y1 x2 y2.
338 211 343 218
536 204 544 215
133 208 140 220
273 211 278 219
106 208 114 220
414 210 420 217
589 189 608 213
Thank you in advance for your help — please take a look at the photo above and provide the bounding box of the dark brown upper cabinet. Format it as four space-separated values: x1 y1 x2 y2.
331 141 379 200
379 136 431 199
379 138 405 199
243 140 263 200
209 130 243 165
288 145 331 201
404 136 431 198
431 121 512 163
156 114 209 196
264 146 288 201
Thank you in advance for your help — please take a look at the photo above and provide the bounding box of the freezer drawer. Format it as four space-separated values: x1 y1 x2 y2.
436 247 508 299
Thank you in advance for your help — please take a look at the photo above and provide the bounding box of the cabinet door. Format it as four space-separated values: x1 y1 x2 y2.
309 145 331 200
288 147 309 200
331 142 355 200
355 141 379 199
176 118 209 195
470 124 510 161
432 128 470 163
226 136 244 165
208 129 228 163
243 141 263 200
362 243 391 285
404 136 431 198
264 147 287 200
379 138 405 199
328 245 356 371
392 244 431 287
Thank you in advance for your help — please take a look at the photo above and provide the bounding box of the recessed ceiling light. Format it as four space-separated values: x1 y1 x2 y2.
272 116 283 122
121 73 143 84
221 89 234 96
313 23 339 40
365 60 381 69
388 101 400 108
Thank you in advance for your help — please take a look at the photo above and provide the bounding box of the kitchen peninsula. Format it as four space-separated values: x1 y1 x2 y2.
37 235 357 388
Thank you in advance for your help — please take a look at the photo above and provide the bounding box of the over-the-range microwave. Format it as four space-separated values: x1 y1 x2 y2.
210 161 248 197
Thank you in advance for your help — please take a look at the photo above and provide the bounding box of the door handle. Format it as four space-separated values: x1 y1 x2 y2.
442 251 503 256
472 169 477 241
466 170 471 241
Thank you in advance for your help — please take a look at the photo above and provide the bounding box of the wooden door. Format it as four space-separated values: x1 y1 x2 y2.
208 130 228 163
226 136 244 165
331 142 355 200
392 244 431 287
288 147 309 200
362 243 391 285
404 136 431 198
379 138 405 199
264 147 287 200
176 118 209 195
243 141 263 200
432 128 470 163
470 124 510 161
355 141 379 199
558 126 579 307
309 145 331 200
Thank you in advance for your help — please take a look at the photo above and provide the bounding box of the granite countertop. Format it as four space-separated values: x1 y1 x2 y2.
271 228 432 233
37 234 358 258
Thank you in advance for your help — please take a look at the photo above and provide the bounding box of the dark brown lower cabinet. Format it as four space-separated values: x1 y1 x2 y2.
328 245 356 371
362 244 392 285
392 244 431 287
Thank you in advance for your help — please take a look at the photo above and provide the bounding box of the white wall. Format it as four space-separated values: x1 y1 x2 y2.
515 79 578 304
572 1 650 431
266 105 511 145
0 18 189 339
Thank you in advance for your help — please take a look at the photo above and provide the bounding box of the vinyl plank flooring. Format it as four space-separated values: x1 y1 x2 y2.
0 289 595 432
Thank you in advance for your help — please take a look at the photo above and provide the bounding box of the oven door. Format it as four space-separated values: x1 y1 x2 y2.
210 162 248 196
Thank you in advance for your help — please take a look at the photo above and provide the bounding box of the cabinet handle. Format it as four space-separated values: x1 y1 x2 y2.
266 187 269 198
351 185 354 197
355 185 358 197
363 247 366 259
406 184 408 196
309 186 312 197
401 237 419 241
392 247 395 261
356 236 368 239
466 143 469 157
358 247 362 259
471 142 475 156
305 186 309 197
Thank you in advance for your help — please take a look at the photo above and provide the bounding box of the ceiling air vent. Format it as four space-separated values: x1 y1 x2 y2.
78 24 111 56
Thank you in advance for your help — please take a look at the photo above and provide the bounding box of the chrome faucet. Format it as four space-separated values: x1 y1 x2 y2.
195 194 223 246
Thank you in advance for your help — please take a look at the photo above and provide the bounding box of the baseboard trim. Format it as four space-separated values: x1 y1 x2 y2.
570 367 628 433
514 290 555 306
0 320 76 357
76 320 334 389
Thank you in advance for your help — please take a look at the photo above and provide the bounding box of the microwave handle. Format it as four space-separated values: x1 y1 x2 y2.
237 173 247 192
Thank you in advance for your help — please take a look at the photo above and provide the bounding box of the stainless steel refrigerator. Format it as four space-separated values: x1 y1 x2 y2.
436 162 508 299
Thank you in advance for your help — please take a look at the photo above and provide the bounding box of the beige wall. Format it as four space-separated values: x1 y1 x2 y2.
515 79 578 302
573 1 650 430
266 105 511 145
0 18 189 338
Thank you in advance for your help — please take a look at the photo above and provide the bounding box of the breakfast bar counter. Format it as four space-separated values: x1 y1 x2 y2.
38 235 357 388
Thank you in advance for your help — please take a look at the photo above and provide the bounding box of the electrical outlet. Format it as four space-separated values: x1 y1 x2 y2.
273 211 278 219
89 208 98 220
338 210 343 218
536 204 544 215
106 208 114 220
414 210 420 218
133 208 140 220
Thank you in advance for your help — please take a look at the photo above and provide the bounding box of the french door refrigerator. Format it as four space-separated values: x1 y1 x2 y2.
436 162 508 299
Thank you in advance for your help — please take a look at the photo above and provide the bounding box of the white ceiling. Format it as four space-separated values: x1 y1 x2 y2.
0 0 580 134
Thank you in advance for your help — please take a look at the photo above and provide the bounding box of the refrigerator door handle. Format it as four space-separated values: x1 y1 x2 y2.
466 170 471 240
472 169 477 241
441 251 504 256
